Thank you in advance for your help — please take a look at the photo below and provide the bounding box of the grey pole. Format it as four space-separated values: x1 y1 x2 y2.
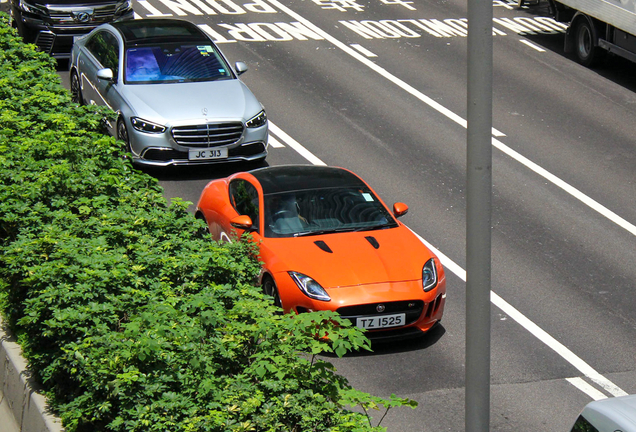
466 0 493 431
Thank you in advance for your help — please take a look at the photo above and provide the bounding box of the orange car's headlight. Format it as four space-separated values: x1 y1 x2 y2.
422 258 438 292
289 271 331 302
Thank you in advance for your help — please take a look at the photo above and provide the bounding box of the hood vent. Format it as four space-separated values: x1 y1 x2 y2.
314 240 332 253
365 236 380 249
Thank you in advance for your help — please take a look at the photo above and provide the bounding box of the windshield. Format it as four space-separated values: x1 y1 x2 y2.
264 187 397 238
124 43 232 84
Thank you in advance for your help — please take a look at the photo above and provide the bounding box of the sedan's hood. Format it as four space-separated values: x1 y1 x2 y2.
122 79 262 124
263 226 436 288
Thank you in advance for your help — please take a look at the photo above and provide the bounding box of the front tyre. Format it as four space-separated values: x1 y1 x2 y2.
117 118 131 154
70 71 83 105
263 276 282 309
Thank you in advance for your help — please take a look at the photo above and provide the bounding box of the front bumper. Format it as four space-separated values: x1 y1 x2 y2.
13 9 134 58
278 277 447 337
127 117 269 167
134 141 268 167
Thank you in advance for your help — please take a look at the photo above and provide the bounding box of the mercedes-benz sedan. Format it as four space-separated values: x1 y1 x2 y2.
70 18 268 167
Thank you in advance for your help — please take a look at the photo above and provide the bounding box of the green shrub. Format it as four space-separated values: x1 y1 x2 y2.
0 13 416 431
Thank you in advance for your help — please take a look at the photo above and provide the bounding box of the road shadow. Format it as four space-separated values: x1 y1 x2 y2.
323 322 446 358
139 158 269 182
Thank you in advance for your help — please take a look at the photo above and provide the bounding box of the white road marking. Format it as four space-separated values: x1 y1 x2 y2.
268 134 285 148
520 39 546 52
492 137 636 236
566 377 608 401
266 0 506 138
266 0 635 238
270 117 629 399
350 43 378 57
410 230 628 399
269 122 326 165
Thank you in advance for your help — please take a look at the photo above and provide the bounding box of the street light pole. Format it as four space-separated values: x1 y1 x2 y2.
466 0 493 431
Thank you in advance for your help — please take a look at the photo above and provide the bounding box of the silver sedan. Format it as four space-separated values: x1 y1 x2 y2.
70 18 268 167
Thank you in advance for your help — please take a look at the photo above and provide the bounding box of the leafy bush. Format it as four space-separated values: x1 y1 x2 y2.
0 14 416 431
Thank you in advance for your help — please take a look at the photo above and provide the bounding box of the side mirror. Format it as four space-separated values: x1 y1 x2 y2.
393 202 409 218
230 215 253 230
235 61 248 76
96 68 114 81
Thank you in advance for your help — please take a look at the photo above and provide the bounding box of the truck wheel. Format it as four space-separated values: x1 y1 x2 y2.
574 19 603 67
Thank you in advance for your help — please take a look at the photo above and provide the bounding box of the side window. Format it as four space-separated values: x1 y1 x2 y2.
570 415 599 432
86 31 120 78
229 179 259 231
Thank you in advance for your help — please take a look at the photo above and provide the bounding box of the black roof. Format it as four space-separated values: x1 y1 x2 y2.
110 19 209 44
250 165 367 195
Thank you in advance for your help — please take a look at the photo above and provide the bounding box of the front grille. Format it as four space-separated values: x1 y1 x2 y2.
48 4 118 26
172 122 244 148
337 300 424 327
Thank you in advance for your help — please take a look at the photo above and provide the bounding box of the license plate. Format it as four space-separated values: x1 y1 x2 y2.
356 313 406 330
188 148 228 161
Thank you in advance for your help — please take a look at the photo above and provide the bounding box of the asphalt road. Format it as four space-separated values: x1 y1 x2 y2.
49 0 636 430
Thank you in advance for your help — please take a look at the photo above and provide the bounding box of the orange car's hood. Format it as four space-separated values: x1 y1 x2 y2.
261 226 434 288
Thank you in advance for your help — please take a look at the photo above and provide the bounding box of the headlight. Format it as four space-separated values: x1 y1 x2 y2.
131 117 166 134
422 258 438 292
245 110 267 128
19 0 47 15
289 272 331 302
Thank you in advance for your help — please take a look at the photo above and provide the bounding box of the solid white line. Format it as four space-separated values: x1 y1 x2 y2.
492 137 636 236
490 291 628 398
350 43 378 58
269 122 326 165
265 0 506 138
266 0 635 238
274 114 628 398
264 1 632 400
566 377 608 401
268 134 285 148
520 39 546 52
410 229 628 398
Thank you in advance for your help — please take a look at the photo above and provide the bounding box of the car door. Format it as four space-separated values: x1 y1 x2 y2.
226 178 262 240
81 30 119 105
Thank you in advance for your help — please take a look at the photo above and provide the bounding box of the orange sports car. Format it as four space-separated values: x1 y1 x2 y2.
195 165 446 340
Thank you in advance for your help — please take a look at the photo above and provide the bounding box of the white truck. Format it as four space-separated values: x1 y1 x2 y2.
546 0 636 66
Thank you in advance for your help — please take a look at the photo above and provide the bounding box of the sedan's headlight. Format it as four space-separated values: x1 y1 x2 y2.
19 0 47 15
422 258 438 292
289 271 331 302
131 117 166 134
245 110 267 128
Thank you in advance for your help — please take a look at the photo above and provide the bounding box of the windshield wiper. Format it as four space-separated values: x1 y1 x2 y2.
293 225 394 237
352 223 396 232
